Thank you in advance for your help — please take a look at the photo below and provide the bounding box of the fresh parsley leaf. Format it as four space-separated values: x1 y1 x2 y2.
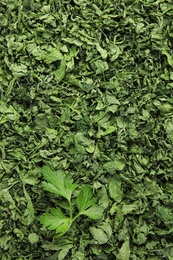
40 167 103 237
79 206 104 220
77 185 103 219
42 166 77 201
39 207 72 238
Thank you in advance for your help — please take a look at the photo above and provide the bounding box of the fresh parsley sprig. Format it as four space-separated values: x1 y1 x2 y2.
39 166 103 237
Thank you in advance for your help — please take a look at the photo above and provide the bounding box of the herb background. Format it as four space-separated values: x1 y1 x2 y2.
1 0 173 259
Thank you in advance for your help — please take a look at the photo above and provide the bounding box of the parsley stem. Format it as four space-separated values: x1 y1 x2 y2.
72 213 80 222
69 200 73 220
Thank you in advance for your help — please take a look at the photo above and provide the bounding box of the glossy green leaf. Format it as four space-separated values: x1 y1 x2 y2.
77 185 103 219
77 185 96 212
42 166 77 201
79 206 103 220
39 208 72 237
